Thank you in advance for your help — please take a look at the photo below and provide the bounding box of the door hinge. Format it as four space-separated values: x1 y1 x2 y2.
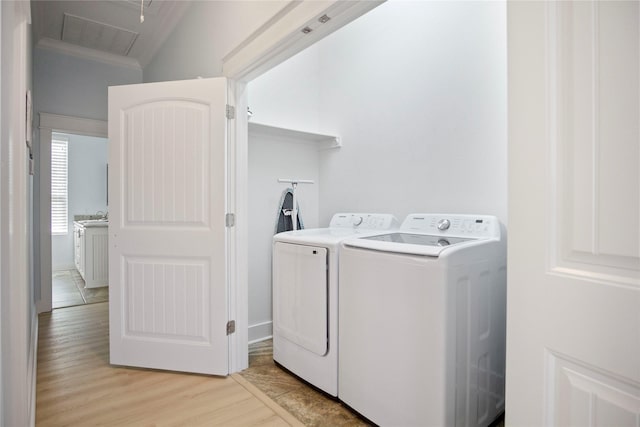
226 320 236 335
225 213 235 227
226 104 235 119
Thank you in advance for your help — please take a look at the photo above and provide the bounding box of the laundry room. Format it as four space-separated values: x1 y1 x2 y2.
26 0 507 424
246 0 507 344
4 0 637 424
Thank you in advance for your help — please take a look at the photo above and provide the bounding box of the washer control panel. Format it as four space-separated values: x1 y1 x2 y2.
401 214 500 239
330 213 399 230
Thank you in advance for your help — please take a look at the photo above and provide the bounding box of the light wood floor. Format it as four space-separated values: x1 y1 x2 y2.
36 302 302 426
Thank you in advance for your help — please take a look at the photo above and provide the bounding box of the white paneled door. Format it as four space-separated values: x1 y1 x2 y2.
108 78 229 375
507 2 640 426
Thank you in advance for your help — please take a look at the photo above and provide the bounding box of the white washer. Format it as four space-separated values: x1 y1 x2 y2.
272 213 399 397
338 214 506 426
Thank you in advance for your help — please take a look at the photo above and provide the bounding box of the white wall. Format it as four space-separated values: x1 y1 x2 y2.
52 133 108 271
144 1 289 82
245 46 324 342
247 131 320 342
250 0 508 226
248 46 322 133
33 48 142 121
0 1 34 424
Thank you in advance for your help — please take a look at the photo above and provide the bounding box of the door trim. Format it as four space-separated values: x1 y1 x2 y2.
222 1 383 82
36 113 107 313
225 80 249 372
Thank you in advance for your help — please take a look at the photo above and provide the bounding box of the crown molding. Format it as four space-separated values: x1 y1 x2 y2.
36 37 142 71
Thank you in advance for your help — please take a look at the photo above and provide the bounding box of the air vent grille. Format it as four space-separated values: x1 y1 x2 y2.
62 13 138 56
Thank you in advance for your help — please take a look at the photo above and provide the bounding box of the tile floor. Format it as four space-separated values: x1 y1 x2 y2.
240 339 506 427
240 340 370 426
52 269 109 309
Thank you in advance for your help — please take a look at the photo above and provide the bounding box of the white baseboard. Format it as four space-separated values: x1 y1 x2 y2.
28 310 38 427
248 321 272 344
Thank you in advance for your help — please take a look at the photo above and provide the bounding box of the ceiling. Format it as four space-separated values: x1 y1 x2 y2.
31 0 191 69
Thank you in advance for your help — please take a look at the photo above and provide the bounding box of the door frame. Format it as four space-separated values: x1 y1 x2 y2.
221 0 384 372
36 113 107 313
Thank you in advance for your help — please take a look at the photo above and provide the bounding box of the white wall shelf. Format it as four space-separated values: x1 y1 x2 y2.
248 122 341 150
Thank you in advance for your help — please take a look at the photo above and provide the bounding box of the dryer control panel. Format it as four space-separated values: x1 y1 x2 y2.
401 214 501 239
330 213 399 230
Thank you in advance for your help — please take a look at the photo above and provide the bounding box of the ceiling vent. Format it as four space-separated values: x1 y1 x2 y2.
61 13 139 56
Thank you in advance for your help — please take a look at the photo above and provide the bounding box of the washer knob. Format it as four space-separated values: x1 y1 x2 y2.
352 216 363 226
437 219 451 231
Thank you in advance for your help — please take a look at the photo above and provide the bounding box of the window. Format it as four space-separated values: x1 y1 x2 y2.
51 135 68 235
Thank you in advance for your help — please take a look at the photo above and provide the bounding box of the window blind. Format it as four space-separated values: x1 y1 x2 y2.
51 136 68 235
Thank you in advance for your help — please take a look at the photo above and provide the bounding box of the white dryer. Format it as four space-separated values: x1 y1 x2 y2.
338 214 507 427
272 213 399 397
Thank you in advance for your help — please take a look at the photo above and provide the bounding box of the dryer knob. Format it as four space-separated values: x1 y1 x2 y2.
352 216 363 226
437 219 451 231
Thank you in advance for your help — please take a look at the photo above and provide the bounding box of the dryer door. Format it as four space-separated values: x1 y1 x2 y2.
273 242 328 356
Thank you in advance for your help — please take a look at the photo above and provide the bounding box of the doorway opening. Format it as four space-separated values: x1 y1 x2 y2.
238 1 507 423
37 113 108 313
51 132 109 309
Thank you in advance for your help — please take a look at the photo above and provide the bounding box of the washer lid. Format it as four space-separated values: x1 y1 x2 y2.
273 213 400 247
364 232 475 246
343 232 482 257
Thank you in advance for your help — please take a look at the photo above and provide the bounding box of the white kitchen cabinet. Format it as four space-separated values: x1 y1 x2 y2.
73 221 108 288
